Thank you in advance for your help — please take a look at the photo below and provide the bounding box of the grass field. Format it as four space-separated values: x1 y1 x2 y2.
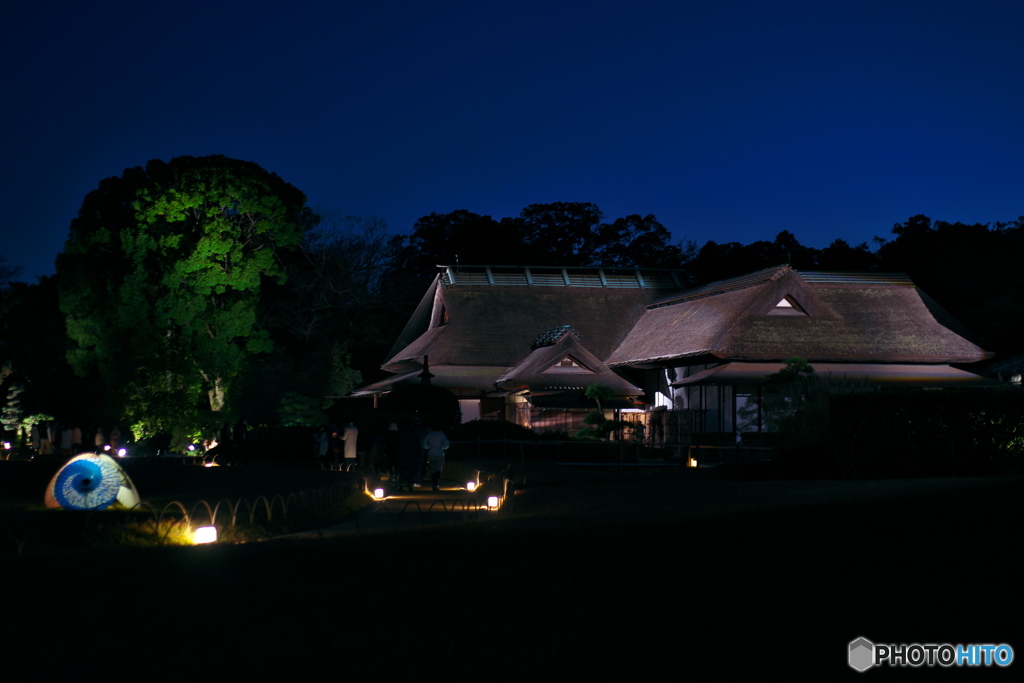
1 458 1021 679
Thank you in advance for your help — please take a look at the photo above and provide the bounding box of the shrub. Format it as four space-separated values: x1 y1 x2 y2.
827 388 1024 477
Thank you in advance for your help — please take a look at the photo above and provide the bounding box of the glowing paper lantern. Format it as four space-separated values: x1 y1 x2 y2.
487 496 499 510
466 481 477 492
44 453 141 510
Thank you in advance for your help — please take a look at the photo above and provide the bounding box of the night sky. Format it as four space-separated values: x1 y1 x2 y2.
5 0 1024 281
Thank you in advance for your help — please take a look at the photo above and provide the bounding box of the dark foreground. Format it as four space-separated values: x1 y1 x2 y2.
2 463 1021 680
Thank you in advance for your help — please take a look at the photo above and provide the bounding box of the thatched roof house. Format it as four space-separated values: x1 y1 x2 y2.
361 264 995 436
609 268 988 367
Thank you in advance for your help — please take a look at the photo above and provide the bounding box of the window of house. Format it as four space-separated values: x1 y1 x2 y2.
545 355 593 373
768 295 808 316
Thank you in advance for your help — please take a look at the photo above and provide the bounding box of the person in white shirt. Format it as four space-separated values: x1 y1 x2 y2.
422 424 450 492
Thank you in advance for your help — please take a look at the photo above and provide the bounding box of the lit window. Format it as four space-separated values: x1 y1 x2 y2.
769 295 807 316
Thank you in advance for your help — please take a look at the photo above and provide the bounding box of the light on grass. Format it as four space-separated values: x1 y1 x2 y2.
194 526 217 544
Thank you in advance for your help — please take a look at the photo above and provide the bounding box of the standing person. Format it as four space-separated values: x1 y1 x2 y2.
314 425 329 464
71 425 83 454
395 420 422 492
109 425 121 451
219 423 232 451
412 417 428 488
328 424 342 469
59 425 73 455
422 422 450 492
93 427 105 452
233 418 249 464
370 431 387 478
385 422 400 482
341 421 358 471
39 422 53 455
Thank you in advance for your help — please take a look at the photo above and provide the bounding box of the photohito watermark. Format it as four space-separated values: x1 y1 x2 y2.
849 637 1014 672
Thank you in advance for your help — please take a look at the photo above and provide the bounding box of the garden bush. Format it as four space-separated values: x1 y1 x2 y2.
826 389 1024 477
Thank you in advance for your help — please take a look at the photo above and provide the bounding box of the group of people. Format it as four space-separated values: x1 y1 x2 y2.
313 421 359 470
28 423 123 456
384 418 450 492
316 417 450 491
210 418 250 460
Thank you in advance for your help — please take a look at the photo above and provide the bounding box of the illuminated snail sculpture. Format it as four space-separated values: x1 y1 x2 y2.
44 453 140 510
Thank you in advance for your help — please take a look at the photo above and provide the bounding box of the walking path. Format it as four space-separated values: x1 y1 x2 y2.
279 473 508 539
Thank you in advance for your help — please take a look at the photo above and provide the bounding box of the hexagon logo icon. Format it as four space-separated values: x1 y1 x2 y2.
849 637 875 672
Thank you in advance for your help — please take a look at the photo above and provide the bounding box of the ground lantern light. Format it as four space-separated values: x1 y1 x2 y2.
194 526 218 544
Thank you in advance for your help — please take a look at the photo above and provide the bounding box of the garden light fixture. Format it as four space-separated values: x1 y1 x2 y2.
194 526 217 544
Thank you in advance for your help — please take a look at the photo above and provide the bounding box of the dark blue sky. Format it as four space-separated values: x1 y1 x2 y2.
5 0 1024 281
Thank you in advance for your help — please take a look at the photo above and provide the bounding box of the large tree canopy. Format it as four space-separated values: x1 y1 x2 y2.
874 214 1024 353
394 202 694 284
57 155 310 440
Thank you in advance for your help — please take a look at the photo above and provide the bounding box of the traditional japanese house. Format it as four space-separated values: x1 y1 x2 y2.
607 266 994 447
358 264 994 450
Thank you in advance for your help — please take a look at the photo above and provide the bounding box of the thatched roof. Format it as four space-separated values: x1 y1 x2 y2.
494 328 641 397
670 362 1002 388
350 366 507 396
383 266 679 373
607 266 990 366
366 265 992 399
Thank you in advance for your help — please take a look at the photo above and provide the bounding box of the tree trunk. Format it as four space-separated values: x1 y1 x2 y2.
208 377 226 412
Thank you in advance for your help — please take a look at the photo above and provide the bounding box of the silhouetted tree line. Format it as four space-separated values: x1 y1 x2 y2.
2 154 1022 439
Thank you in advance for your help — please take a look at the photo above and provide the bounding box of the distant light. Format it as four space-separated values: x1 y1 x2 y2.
187 445 196 452
203 461 217 468
103 445 111 451
117 448 127 457
466 481 477 492
2 442 10 450
688 457 698 468
487 495 499 510
373 487 385 499
1011 374 1021 384
194 526 217 544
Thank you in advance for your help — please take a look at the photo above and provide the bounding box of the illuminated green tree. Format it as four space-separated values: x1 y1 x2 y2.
57 155 310 441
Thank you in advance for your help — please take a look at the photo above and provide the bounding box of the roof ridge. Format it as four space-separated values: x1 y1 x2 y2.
795 271 913 285
438 265 689 289
649 265 791 308
532 324 581 349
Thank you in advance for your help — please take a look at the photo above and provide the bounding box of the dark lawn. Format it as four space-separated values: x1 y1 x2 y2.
1 459 1020 679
